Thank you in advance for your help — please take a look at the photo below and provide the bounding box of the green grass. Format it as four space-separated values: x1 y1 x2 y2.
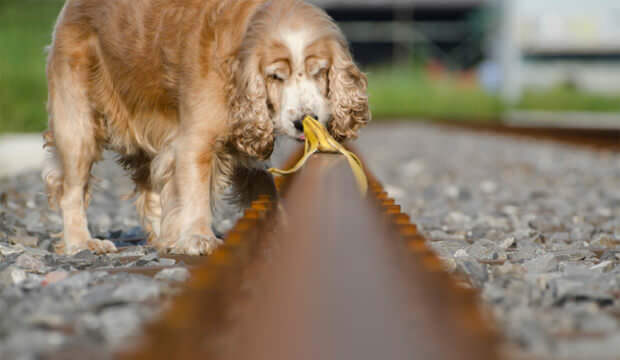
367 67 504 122
0 0 64 133
367 66 620 121
519 87 620 113
0 0 618 133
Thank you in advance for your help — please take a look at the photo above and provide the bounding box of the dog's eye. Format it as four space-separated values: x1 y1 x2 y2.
314 68 327 79
268 73 284 82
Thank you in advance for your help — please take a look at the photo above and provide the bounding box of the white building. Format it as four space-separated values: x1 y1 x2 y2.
498 0 620 102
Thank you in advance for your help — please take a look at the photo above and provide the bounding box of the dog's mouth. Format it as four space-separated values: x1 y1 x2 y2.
296 134 305 142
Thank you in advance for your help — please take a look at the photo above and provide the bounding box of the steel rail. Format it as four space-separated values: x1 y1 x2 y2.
119 150 500 360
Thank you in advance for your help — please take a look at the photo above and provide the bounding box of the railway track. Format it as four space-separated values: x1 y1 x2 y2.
2 121 616 359
119 149 500 360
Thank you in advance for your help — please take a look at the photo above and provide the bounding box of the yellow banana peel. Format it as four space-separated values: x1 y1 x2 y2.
268 116 368 196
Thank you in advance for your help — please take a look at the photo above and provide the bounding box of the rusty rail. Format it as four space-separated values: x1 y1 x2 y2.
119 150 500 360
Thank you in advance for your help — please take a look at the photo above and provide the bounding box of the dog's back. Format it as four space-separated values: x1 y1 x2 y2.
48 0 196 153
48 0 267 156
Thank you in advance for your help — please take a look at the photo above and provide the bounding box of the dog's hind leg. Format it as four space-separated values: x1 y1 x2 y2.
135 186 162 244
44 40 116 255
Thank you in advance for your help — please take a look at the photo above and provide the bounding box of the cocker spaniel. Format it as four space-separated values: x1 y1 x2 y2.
42 0 370 255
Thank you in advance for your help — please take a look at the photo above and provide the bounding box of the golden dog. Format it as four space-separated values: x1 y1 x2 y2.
43 0 369 255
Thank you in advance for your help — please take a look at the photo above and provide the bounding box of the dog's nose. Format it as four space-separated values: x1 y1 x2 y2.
294 114 317 132
293 119 304 132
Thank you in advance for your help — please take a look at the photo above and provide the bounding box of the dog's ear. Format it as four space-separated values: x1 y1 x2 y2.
327 40 370 142
225 55 274 160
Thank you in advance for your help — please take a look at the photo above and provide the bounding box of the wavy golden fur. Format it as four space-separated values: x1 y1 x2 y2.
43 0 370 255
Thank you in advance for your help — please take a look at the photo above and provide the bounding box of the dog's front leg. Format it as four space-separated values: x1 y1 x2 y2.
159 92 226 255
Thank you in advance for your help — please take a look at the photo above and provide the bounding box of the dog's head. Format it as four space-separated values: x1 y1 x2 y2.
227 0 370 160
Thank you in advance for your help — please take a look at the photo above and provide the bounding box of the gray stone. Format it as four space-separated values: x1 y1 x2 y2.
8 234 39 247
524 254 558 273
106 247 147 259
467 225 490 241
579 313 619 333
508 244 541 263
455 259 488 287
553 249 593 262
482 281 505 303
0 243 23 256
528 217 563 233
499 236 516 250
0 266 27 286
428 230 465 242
492 263 526 278
133 252 158 266
444 185 460 199
589 260 614 272
154 267 190 282
466 239 506 263
156 258 176 266
599 250 619 261
454 249 468 258
38 239 54 252
74 249 98 262
21 274 44 290
524 272 561 291
477 215 510 230
1 284 25 301
551 278 614 305
15 253 47 273
110 277 160 303
443 211 471 226
428 240 467 259
556 333 620 359
75 312 102 336
55 272 95 289
560 263 592 277
25 313 68 330
82 283 120 309
479 180 497 194
549 232 570 244
3 329 66 356
99 306 142 346
570 226 594 243
415 216 441 231
590 233 618 249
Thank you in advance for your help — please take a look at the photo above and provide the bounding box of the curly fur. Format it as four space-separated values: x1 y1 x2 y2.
226 58 275 160
225 0 369 152
327 42 370 142
43 0 368 256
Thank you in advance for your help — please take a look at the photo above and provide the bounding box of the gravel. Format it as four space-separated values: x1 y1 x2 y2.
0 155 187 359
154 267 190 283
1 123 618 359
357 123 620 359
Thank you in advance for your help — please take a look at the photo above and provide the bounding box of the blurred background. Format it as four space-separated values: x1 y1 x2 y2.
1 0 620 135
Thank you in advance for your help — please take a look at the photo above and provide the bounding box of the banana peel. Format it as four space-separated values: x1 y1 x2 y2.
268 116 368 196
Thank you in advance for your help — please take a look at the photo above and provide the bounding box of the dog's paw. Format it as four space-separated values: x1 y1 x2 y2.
87 239 118 254
55 238 118 255
169 233 223 255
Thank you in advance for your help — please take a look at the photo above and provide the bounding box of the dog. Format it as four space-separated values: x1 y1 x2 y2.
42 0 370 255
